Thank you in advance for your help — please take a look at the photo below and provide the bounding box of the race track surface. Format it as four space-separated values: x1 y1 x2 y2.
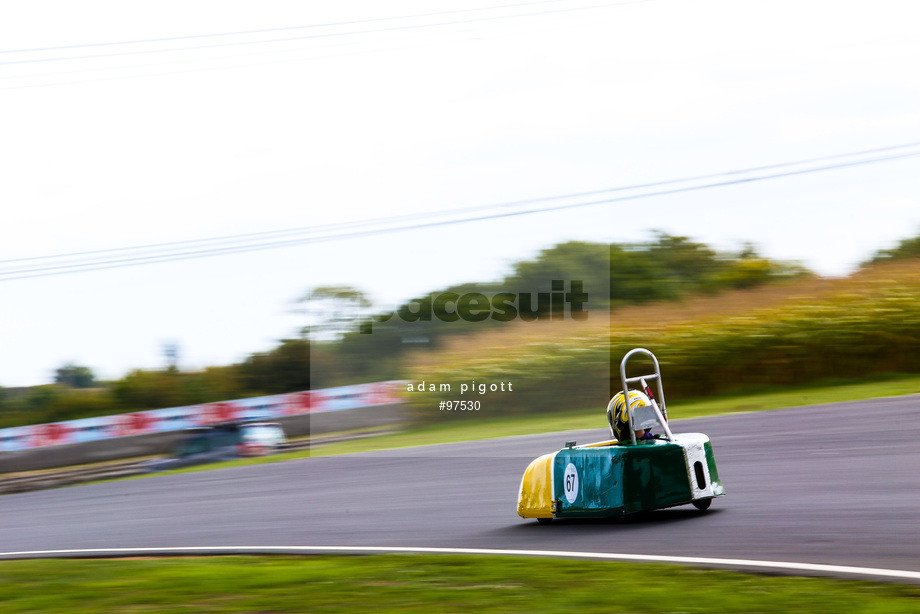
3 396 920 578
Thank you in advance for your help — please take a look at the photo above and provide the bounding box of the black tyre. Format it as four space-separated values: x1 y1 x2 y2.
536 517 553 525
692 498 712 511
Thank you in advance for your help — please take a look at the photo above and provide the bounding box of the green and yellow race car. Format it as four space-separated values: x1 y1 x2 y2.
517 348 725 523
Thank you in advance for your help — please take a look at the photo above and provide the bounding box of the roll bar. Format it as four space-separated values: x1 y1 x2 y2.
616 348 675 444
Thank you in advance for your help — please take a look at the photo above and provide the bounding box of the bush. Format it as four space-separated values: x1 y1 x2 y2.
405 261 920 419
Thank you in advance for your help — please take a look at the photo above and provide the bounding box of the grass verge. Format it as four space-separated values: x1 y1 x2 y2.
1 554 918 613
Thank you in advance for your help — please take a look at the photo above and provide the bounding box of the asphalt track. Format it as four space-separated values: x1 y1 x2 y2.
3 396 920 581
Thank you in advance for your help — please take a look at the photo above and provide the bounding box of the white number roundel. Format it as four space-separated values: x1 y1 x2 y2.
563 463 579 503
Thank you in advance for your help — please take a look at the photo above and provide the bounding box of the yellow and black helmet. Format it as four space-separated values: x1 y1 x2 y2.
607 390 651 440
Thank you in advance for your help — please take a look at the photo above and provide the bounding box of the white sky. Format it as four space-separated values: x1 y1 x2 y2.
1 0 919 387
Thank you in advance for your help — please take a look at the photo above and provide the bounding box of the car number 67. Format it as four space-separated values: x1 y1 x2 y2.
563 463 579 503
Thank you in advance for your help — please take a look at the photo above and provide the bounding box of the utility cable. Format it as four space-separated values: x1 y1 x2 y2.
0 1 648 67
3 139 918 268
1 142 918 281
0 1 567 54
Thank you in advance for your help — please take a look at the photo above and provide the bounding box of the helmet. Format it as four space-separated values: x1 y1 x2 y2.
607 390 651 440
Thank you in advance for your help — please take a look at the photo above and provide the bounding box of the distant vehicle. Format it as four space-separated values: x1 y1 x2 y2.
147 422 287 471
238 422 287 457
517 348 725 523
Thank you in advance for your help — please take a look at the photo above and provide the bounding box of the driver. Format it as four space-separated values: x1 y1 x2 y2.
608 389 655 441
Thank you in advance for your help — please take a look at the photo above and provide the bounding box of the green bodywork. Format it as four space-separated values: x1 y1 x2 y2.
552 437 721 517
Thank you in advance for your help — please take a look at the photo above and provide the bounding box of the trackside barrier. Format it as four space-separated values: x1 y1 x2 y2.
0 382 405 473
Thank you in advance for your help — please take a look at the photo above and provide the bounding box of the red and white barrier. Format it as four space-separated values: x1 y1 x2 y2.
0 381 403 452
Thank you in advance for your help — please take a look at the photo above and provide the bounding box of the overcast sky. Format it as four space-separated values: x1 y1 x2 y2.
1 0 919 387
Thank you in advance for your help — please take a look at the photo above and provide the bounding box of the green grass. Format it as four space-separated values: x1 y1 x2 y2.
673 373 920 416
0 554 918 613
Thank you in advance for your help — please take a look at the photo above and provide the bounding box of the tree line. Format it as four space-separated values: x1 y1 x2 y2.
0 340 311 429
7 228 918 429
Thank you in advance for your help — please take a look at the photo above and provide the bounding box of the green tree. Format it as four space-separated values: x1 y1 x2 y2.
54 363 96 388
39 390 118 423
509 241 611 313
644 233 722 296
111 370 190 410
236 339 311 394
706 243 810 290
296 286 372 341
864 230 920 265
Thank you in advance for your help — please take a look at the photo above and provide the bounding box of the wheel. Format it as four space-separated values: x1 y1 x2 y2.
536 517 553 525
692 498 712 511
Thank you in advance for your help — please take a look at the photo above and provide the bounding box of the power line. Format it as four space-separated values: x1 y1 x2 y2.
5 140 919 267
0 36 457 92
0 1 647 67
0 1 567 54
0 1 655 92
2 142 918 282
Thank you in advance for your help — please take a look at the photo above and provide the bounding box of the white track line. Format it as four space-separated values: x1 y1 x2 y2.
1 546 919 582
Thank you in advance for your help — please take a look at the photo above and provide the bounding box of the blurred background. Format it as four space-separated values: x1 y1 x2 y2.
1 0 920 433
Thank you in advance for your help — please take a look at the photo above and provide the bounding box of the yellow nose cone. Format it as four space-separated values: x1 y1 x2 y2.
517 453 555 518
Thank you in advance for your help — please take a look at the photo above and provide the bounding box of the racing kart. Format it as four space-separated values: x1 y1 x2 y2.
517 348 724 523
